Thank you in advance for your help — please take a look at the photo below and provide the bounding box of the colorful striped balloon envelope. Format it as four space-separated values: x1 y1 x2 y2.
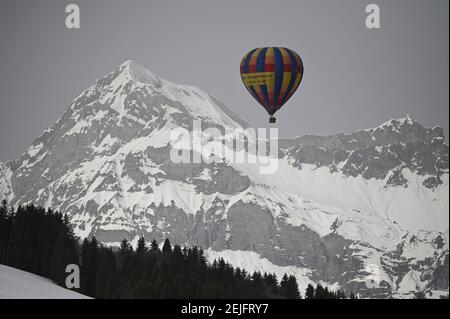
240 47 304 123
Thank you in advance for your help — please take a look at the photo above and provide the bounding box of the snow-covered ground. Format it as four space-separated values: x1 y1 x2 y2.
0 264 90 299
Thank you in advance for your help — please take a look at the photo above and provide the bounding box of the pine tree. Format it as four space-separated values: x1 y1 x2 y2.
287 275 301 299
336 290 346 299
171 245 184 266
136 236 147 254
315 283 325 299
305 284 315 299
95 247 118 298
150 239 160 252
8 204 39 273
414 291 426 299
251 271 265 297
162 238 172 254
263 273 279 297
120 238 132 252
280 274 300 299
49 226 78 286
0 199 11 264
36 210 57 277
324 287 330 299
280 274 289 297
80 237 99 297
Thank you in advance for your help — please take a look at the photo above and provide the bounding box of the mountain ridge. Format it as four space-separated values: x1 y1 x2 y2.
0 60 448 298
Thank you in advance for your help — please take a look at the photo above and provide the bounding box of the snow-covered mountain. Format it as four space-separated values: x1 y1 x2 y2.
0 60 448 298
0 264 89 299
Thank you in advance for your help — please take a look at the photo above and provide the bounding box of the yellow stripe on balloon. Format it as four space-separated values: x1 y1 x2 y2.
248 48 265 104
265 47 275 100
249 48 262 70
286 72 302 100
278 48 292 104
281 72 292 99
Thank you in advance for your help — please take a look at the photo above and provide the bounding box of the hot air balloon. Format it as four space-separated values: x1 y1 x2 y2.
240 47 304 123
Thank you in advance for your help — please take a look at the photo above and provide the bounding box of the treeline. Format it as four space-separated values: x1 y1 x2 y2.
0 201 78 285
0 201 350 299
79 237 301 298
305 283 356 299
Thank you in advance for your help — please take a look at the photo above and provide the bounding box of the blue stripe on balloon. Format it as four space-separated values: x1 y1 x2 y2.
256 47 267 72
273 47 283 113
280 48 298 107
243 48 257 73
256 48 270 108
249 85 265 109
260 84 270 112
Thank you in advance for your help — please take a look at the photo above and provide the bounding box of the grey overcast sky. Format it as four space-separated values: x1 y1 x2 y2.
0 0 448 162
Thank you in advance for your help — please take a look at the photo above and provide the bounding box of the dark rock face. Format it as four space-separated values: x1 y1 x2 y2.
0 60 448 298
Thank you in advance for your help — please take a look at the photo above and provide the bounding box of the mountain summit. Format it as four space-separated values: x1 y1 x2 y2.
119 59 163 86
0 60 448 298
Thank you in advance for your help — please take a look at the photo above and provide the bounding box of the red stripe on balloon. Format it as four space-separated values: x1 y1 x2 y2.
265 64 274 72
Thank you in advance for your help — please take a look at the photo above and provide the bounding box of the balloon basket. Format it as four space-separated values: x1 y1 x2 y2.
269 117 276 123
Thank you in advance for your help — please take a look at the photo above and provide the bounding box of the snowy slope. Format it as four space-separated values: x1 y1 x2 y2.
0 264 89 299
0 60 447 298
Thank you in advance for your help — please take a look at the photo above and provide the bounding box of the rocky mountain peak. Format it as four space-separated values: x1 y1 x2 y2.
378 114 415 128
370 114 445 144
0 61 447 298
116 59 163 87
